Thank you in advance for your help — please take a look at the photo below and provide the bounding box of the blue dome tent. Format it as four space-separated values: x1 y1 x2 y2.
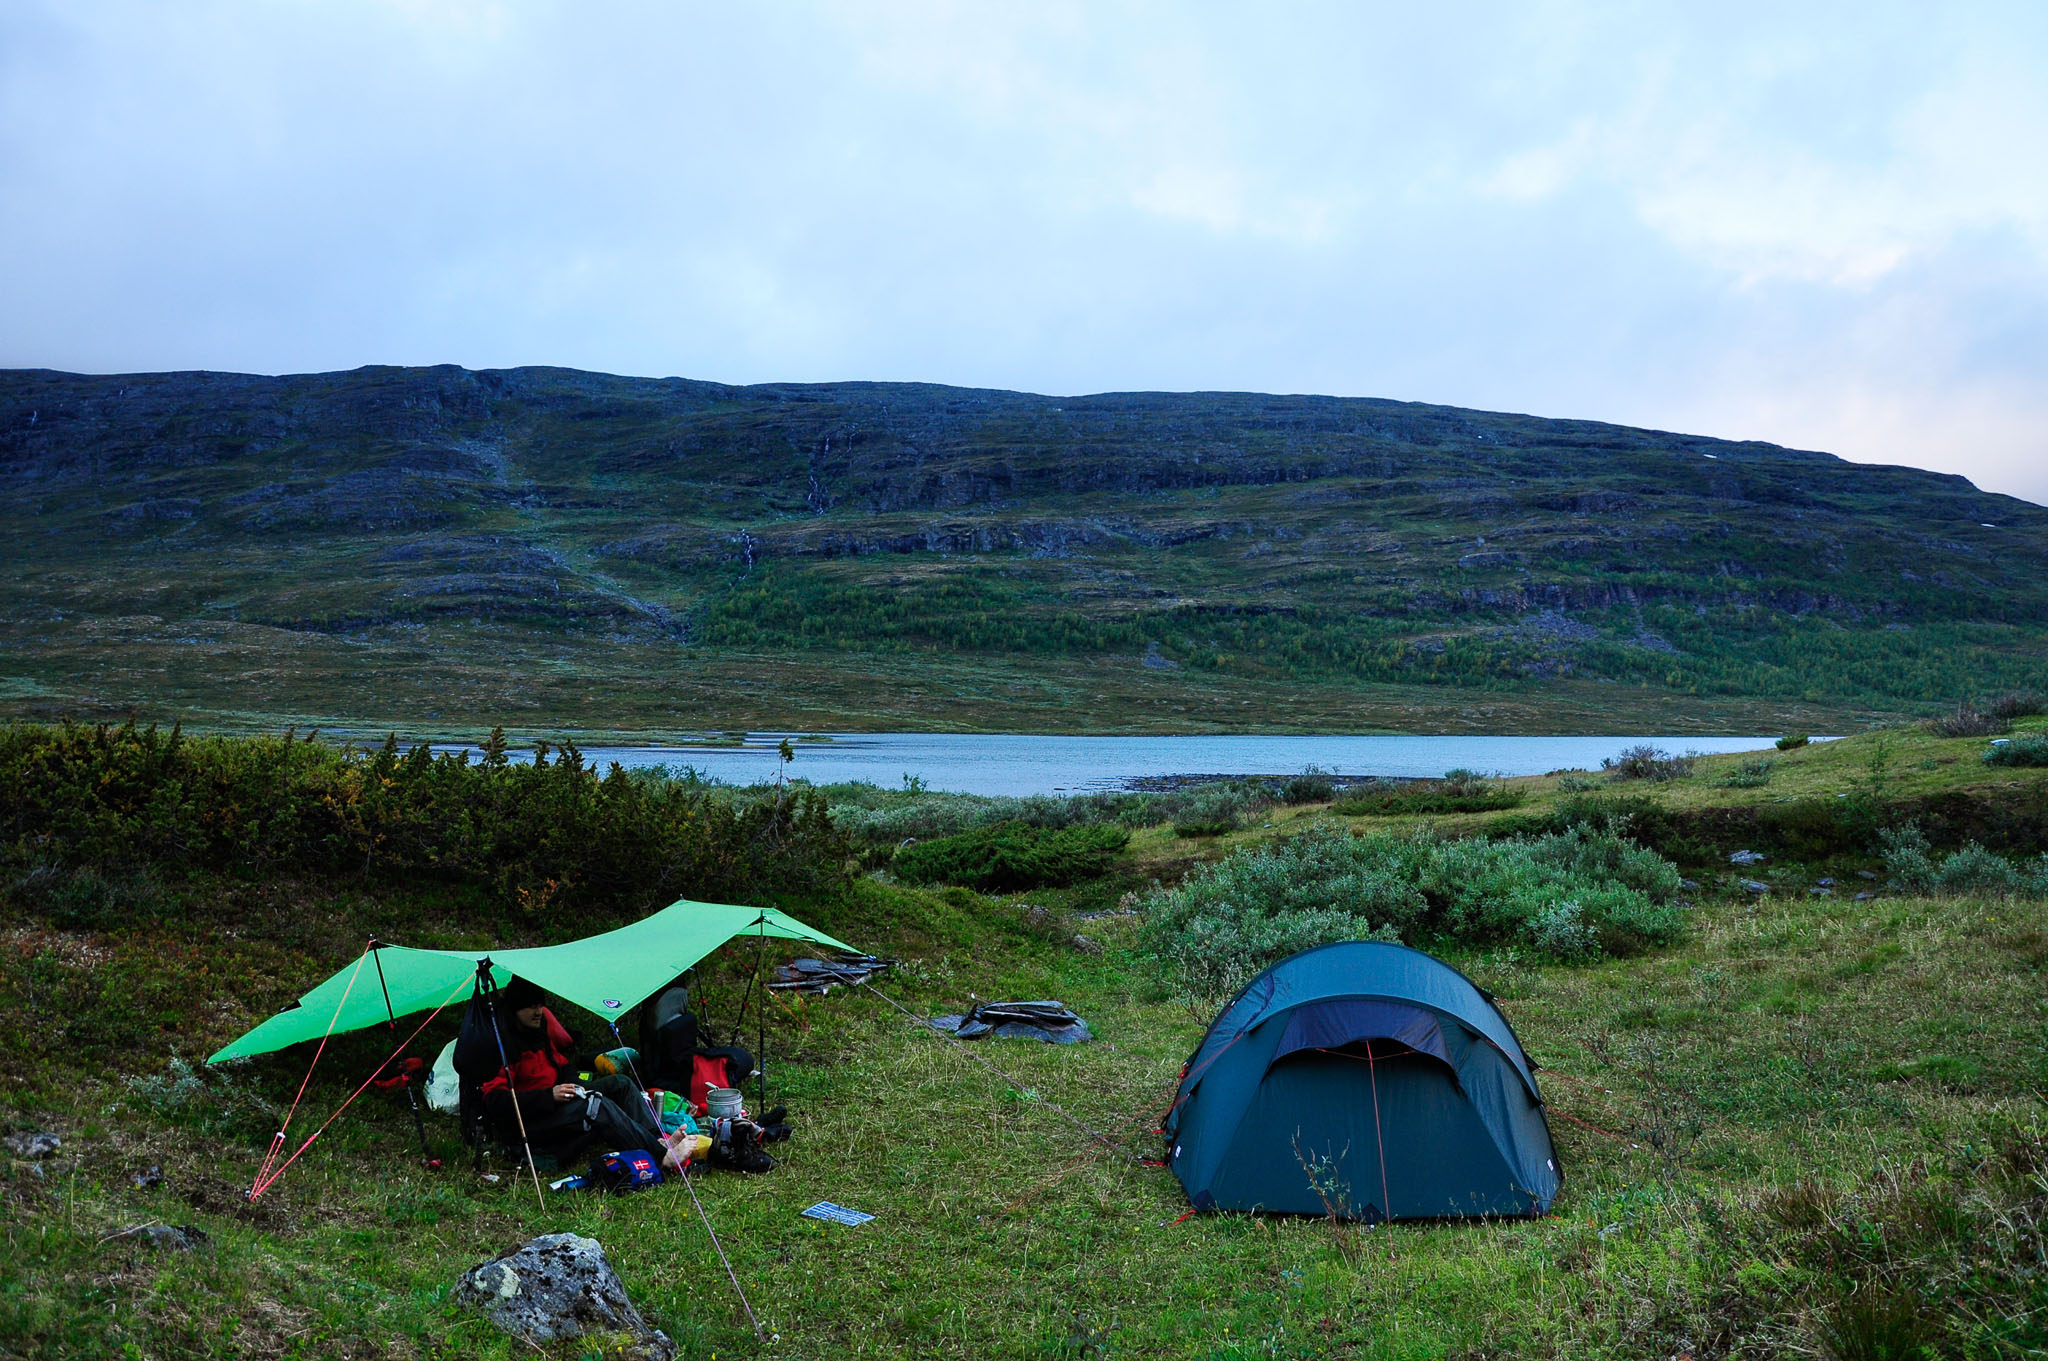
1163 941 1561 1221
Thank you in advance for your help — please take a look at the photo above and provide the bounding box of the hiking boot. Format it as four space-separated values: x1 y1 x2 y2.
709 1140 776 1175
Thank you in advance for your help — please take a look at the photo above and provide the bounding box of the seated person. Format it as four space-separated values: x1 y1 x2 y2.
481 976 689 1173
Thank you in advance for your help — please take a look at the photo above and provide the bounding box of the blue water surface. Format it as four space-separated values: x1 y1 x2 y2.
446 733 1790 797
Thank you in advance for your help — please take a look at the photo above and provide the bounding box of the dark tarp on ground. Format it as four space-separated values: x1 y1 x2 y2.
1163 940 1560 1221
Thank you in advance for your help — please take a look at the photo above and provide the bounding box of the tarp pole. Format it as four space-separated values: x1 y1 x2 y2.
756 913 768 1114
478 961 547 1213
371 941 436 1168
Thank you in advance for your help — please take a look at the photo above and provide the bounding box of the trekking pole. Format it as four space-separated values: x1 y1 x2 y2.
371 941 439 1170
477 963 548 1213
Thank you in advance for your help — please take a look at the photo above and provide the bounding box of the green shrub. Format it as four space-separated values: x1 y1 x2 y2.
1718 758 1775 789
1776 733 1811 750
891 820 1129 892
1935 842 2025 897
1603 745 1697 782
1928 704 2005 738
0 721 849 924
1278 765 1336 805
1331 774 1523 817
1879 823 1940 893
1880 822 2048 898
1145 824 1686 997
1984 735 2048 768
1169 782 1272 837
829 787 1131 844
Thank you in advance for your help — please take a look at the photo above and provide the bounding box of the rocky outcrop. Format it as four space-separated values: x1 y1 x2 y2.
455 1233 674 1360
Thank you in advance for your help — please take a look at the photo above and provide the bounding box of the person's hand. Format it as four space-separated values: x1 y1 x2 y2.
552 1083 582 1103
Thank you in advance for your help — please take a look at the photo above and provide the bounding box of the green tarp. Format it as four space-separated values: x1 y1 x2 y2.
208 899 855 1063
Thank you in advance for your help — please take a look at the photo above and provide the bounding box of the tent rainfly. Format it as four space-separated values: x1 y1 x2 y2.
208 899 855 1064
1163 940 1561 1222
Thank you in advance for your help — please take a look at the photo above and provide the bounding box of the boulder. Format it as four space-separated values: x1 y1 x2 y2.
1738 879 1771 894
1728 850 1766 866
137 1225 209 1251
455 1234 673 1360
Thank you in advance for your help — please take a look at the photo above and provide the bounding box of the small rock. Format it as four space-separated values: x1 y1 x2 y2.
455 1233 674 1360
1729 850 1766 866
137 1224 209 1252
1678 878 1700 891
1739 879 1770 894
4 1132 60 1159
1858 870 1879 881
1815 878 1835 888
1810 887 1833 896
1854 891 1875 902
133 1165 163 1190
1022 905 1050 927
1069 934 1102 955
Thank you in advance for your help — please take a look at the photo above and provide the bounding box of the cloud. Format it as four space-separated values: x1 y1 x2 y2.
0 0 2043 503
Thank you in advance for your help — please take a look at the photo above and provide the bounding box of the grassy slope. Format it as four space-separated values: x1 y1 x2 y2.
3 731 2045 1358
5 366 2047 737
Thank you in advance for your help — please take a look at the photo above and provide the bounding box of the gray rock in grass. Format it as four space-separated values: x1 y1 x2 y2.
1738 879 1771 894
455 1233 674 1360
1729 849 1766 866
4 1131 60 1158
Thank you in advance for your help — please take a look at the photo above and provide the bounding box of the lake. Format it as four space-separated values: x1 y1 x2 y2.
457 733 1793 797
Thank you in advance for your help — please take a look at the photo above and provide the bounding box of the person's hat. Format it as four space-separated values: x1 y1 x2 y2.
502 975 544 1010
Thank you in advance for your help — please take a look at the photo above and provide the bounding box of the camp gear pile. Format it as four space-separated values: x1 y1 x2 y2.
928 1001 1092 1044
769 953 897 994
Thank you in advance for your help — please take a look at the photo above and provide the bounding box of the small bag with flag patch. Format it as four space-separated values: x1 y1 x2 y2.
590 1148 663 1194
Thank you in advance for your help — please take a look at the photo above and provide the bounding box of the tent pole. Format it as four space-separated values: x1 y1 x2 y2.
756 913 768 1114
478 962 548 1213
370 941 435 1168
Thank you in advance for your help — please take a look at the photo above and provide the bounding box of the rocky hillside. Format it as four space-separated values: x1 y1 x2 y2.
3 364 2043 735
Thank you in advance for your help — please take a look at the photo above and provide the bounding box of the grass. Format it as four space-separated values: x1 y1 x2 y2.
3 719 2046 1356
5 847 2047 1356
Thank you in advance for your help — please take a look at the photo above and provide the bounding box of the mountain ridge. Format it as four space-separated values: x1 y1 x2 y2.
4 364 2043 737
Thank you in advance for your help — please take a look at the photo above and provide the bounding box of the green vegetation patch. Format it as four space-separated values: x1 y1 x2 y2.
1878 823 2048 898
1984 734 2048 767
891 820 1130 892
1 721 849 930
1146 823 1685 998
1333 769 1525 816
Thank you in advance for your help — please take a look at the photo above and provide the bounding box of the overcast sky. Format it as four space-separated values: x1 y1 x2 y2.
4 2 2044 503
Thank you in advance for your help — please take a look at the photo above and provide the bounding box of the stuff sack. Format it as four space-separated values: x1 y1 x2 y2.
425 1040 461 1114
591 1148 664 1194
655 1089 700 1136
690 1053 739 1113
